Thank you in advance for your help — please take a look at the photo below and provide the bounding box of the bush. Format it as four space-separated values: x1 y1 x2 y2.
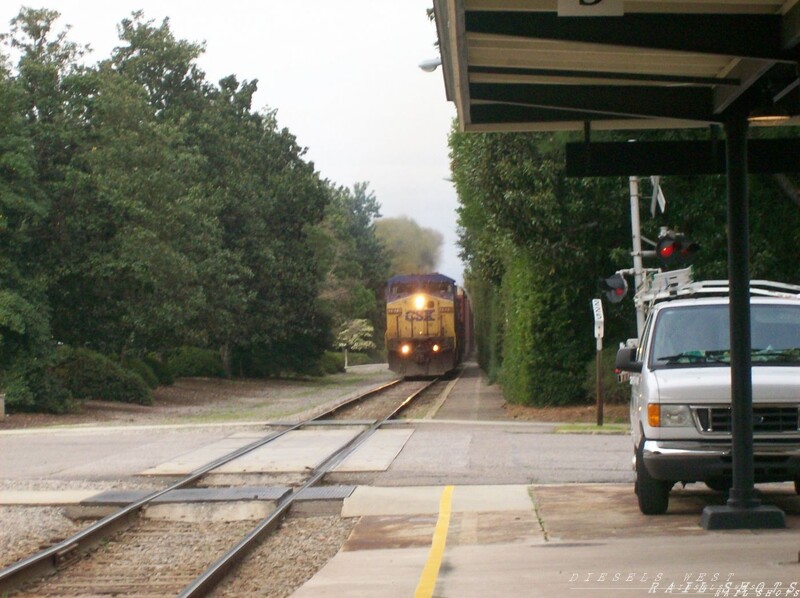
123 357 159 389
233 333 329 378
169 346 225 378
583 345 632 404
294 353 345 378
54 347 153 405
3 361 74 414
345 351 385 366
320 351 346 374
143 354 174 386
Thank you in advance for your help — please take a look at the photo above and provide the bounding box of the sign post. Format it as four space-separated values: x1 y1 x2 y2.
591 299 605 426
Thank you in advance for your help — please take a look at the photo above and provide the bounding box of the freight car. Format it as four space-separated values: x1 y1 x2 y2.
385 273 471 376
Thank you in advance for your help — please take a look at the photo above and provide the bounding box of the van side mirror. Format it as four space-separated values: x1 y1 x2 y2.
615 346 643 373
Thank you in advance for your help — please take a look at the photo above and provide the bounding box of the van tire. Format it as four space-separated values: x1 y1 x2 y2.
635 440 672 515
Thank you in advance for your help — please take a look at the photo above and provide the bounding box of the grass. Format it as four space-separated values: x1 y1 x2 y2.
554 422 629 434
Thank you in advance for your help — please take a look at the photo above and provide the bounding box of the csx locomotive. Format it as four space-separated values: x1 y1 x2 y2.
385 273 471 376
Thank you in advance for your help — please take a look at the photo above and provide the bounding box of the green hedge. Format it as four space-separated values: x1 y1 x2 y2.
169 346 225 378
54 347 153 405
497 253 589 406
582 345 632 404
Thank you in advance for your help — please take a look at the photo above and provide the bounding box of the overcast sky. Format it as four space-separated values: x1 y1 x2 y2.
1 1 463 283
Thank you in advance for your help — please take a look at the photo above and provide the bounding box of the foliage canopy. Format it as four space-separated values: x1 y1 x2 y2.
0 9 389 411
450 124 800 406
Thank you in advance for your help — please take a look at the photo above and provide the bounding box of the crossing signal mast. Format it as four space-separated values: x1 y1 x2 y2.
600 177 701 337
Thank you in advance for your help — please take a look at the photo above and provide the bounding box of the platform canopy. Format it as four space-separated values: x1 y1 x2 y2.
431 1 800 530
432 0 800 134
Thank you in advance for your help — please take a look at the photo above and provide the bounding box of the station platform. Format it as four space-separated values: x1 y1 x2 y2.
293 483 800 598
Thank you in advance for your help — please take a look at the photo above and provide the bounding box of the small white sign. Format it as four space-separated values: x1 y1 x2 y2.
558 0 624 17
592 299 604 339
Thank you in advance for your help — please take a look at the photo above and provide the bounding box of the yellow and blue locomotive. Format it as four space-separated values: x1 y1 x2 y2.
385 273 470 376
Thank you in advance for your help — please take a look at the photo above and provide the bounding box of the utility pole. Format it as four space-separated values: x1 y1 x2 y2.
628 176 646 336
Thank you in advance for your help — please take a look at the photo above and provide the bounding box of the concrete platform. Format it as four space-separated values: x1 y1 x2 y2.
342 484 534 516
293 483 800 598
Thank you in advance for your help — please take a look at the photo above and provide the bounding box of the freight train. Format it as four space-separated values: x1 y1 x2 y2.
385 273 471 376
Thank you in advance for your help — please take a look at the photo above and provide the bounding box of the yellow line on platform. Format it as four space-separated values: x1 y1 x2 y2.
414 485 454 598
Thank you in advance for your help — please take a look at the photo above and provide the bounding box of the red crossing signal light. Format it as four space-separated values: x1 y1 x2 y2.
656 232 699 267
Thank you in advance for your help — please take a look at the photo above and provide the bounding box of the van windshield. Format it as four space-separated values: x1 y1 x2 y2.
650 304 800 368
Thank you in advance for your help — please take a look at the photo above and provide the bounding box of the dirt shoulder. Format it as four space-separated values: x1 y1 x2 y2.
0 370 395 430
0 371 629 430
504 402 629 424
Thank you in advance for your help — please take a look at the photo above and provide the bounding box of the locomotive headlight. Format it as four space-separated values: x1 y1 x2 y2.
400 344 411 355
414 294 426 310
432 344 440 353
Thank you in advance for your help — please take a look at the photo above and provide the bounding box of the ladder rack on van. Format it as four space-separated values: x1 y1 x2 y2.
633 267 800 318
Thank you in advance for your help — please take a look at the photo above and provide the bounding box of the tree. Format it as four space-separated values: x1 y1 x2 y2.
0 9 77 412
111 11 206 120
335 319 376 368
375 216 443 275
222 106 331 377
0 49 70 412
56 64 209 356
450 127 633 404
450 122 800 407
316 182 390 331
108 14 333 376
0 9 398 410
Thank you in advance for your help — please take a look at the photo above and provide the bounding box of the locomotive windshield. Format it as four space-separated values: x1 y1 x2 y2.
387 281 454 301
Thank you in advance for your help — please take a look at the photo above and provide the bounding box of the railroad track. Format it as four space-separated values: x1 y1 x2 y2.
0 376 444 596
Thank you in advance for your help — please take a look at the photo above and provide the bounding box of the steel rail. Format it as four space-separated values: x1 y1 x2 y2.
0 377 403 595
177 378 438 597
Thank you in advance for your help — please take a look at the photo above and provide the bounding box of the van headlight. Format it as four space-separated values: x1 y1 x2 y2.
648 404 693 427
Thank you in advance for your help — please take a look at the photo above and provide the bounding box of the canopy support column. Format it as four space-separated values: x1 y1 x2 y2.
700 112 786 530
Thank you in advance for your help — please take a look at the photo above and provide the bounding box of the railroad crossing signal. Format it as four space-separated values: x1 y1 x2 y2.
600 273 628 303
656 231 699 267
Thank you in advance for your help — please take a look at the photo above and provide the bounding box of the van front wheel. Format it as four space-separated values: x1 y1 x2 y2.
635 441 672 515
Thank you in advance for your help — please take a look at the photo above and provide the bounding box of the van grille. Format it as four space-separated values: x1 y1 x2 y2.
695 407 799 433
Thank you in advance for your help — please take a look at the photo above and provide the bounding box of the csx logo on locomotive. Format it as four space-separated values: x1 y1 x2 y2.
405 309 435 322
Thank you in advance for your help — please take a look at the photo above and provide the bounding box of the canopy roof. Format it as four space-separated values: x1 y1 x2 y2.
433 0 800 133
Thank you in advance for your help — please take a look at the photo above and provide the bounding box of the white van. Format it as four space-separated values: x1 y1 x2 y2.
615 277 800 514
